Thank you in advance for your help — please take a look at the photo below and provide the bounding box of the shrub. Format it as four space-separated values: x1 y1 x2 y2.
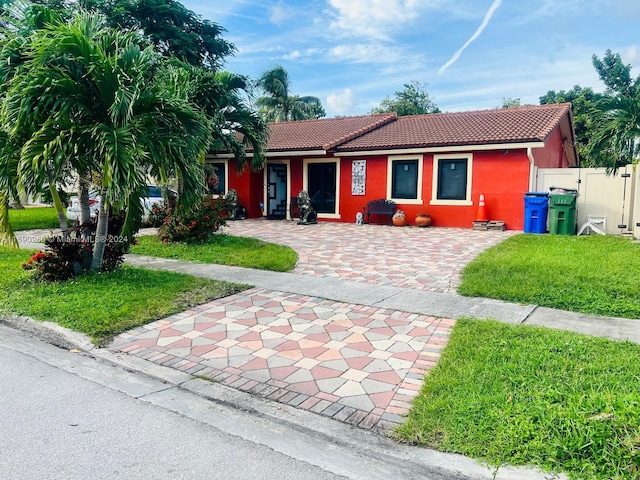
158 195 228 243
22 217 136 281
147 200 171 228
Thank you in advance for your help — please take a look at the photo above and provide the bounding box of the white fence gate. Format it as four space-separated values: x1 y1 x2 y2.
535 165 637 237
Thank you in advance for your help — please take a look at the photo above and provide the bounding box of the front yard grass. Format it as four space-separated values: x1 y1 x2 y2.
458 234 640 318
8 206 60 231
396 319 640 480
0 247 248 346
131 234 298 272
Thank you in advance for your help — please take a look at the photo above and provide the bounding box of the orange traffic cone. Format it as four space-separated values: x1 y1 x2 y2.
476 193 489 222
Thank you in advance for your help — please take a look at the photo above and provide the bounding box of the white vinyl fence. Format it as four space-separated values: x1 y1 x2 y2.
535 164 638 237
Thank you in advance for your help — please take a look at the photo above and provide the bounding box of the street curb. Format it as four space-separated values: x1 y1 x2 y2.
2 315 566 480
0 314 95 352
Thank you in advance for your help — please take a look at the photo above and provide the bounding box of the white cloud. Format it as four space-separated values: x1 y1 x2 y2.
624 45 640 67
327 0 427 40
269 2 288 25
328 43 422 67
327 88 355 114
283 50 302 60
439 0 502 75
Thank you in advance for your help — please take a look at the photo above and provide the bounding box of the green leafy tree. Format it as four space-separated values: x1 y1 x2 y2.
592 49 640 97
540 86 606 165
586 94 640 173
585 51 640 172
501 97 522 108
1 11 211 269
371 81 440 116
23 0 234 69
256 65 325 122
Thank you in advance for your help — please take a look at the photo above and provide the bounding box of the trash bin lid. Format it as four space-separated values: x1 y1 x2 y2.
525 192 549 197
550 186 578 195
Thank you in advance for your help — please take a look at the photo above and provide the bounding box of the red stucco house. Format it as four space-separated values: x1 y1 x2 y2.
208 103 578 230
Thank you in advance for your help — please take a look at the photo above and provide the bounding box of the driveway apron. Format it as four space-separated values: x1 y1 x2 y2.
112 220 513 431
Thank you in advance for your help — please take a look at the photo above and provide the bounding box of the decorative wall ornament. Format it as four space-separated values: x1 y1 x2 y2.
351 160 366 195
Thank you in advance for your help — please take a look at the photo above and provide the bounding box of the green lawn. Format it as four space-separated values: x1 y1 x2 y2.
8 206 61 231
0 247 247 346
397 319 640 480
459 234 640 318
131 234 298 272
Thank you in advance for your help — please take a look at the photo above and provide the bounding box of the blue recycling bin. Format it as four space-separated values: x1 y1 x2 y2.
523 192 549 233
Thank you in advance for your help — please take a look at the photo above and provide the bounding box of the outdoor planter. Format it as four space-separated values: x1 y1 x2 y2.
415 213 431 227
392 210 406 226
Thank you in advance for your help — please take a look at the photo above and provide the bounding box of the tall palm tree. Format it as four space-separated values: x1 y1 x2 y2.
2 11 211 270
256 65 325 122
587 95 640 173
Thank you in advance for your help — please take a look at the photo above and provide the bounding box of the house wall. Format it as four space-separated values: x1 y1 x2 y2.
337 150 530 229
224 131 568 230
532 128 570 168
225 159 265 218
419 150 530 230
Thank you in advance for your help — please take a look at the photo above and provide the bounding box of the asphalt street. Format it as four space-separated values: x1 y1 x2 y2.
0 330 346 480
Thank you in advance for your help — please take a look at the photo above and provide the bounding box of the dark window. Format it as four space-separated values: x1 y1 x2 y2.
145 186 162 197
206 162 226 195
308 162 336 213
437 159 468 200
391 160 418 199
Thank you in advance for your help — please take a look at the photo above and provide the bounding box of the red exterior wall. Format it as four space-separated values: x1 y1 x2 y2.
224 160 264 218
532 127 569 168
432 150 528 230
339 155 388 224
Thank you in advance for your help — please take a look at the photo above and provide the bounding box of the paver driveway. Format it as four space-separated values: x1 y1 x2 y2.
222 219 515 293
114 221 515 432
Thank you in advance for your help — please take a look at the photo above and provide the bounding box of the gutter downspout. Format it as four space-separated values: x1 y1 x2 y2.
527 147 536 192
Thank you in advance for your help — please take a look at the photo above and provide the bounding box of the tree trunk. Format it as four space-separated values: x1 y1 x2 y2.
90 187 109 272
78 175 92 242
0 196 19 248
49 182 69 240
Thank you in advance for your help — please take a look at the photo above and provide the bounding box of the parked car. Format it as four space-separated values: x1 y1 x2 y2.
66 190 101 222
66 185 175 222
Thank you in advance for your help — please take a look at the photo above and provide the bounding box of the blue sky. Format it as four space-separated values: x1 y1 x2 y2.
181 0 640 117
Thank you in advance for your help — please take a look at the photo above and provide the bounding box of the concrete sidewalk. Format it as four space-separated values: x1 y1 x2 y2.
125 253 640 343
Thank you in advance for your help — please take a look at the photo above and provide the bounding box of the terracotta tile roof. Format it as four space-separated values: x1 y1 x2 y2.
262 113 397 152
334 103 572 152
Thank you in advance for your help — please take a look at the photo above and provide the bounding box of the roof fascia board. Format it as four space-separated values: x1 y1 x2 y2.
334 142 545 157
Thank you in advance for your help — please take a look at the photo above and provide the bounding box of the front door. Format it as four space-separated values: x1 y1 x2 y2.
308 162 336 214
266 163 288 219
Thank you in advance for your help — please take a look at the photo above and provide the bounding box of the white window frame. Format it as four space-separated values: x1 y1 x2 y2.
302 158 341 219
387 154 423 205
430 153 473 206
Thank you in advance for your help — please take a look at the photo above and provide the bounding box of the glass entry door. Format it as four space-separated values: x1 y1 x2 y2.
307 162 336 214
266 163 288 219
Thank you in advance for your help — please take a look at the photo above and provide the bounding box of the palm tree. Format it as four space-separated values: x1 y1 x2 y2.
166 63 268 171
256 65 325 122
1 11 211 270
587 95 640 173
